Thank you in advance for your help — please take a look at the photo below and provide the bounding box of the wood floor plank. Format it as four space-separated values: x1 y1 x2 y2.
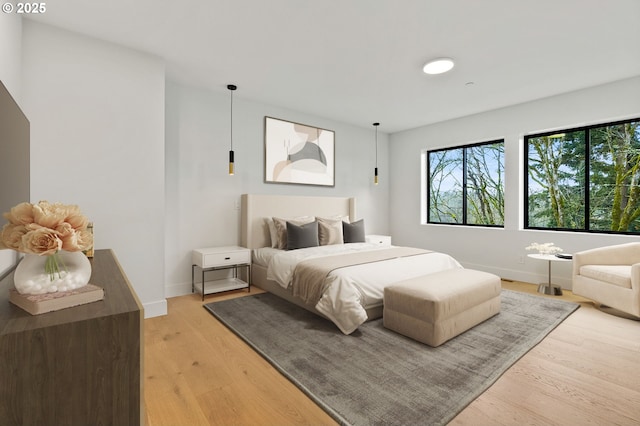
145 284 640 425
497 357 640 424
145 289 334 426
450 393 553 426
528 334 640 392
144 339 212 425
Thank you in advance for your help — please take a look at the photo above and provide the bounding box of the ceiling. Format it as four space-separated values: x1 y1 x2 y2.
26 0 640 133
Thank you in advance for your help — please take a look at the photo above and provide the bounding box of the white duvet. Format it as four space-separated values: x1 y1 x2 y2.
265 243 462 334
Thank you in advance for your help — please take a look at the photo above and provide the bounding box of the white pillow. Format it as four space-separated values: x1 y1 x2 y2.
265 218 278 248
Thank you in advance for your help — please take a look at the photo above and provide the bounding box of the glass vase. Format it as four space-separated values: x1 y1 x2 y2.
13 250 92 295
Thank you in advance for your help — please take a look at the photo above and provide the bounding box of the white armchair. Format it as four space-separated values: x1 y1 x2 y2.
572 242 640 318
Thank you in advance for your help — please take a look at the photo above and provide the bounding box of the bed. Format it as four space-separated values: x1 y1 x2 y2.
240 194 462 334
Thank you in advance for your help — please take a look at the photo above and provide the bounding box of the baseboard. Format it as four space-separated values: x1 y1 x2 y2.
461 261 572 289
143 298 167 318
165 282 192 298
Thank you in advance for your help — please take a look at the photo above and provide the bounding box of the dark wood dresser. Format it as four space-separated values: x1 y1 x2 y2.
0 249 144 425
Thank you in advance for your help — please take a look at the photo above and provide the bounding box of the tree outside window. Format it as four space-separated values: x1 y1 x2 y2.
525 118 640 234
427 140 504 227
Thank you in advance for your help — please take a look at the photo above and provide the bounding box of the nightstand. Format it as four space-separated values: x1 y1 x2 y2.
365 234 392 246
191 246 251 301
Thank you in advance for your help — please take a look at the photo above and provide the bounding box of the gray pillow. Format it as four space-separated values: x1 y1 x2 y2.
287 220 319 250
343 219 365 243
272 216 314 249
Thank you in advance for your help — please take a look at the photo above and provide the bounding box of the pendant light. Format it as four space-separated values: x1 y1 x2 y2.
373 122 380 185
227 84 237 175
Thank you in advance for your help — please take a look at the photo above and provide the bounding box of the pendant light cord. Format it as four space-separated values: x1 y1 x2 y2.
230 89 234 151
373 122 380 167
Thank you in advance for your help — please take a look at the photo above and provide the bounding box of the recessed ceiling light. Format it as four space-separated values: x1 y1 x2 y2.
423 58 455 75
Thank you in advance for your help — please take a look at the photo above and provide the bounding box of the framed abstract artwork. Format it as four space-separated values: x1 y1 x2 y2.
264 116 335 187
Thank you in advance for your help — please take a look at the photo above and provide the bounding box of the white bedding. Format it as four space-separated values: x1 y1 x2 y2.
264 243 462 334
252 246 281 267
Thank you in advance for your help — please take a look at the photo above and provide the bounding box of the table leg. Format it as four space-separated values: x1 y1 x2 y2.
537 259 563 296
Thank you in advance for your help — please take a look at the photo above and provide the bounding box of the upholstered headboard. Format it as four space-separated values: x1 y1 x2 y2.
241 194 356 249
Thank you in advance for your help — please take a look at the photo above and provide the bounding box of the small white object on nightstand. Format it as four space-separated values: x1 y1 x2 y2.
365 235 392 247
191 246 251 300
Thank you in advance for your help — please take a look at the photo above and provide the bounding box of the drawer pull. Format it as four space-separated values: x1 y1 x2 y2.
225 257 231 260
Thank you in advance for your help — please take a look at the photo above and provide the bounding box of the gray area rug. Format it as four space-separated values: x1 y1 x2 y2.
204 290 579 426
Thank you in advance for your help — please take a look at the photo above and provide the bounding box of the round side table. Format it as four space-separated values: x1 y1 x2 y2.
527 253 572 295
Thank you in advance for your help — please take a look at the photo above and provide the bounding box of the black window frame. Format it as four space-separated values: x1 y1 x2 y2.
524 116 640 235
426 139 505 228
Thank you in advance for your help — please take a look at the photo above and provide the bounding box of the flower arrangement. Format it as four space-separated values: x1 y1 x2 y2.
525 242 563 255
1 201 93 281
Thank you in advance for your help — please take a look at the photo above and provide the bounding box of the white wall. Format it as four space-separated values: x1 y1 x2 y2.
164 81 390 296
21 21 167 316
390 76 640 288
0 13 22 276
2 19 389 313
0 12 21 99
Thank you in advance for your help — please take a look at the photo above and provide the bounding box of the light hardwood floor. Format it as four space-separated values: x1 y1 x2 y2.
144 282 640 425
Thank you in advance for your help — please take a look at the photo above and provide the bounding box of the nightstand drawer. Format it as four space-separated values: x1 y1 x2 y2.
192 246 251 268
203 251 250 267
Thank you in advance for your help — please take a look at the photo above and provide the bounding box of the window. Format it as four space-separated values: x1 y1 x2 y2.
525 117 640 234
426 140 504 226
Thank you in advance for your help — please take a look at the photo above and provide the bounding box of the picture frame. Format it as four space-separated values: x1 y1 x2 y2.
264 116 335 187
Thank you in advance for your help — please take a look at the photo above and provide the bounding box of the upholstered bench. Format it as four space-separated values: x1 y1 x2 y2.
383 268 501 347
